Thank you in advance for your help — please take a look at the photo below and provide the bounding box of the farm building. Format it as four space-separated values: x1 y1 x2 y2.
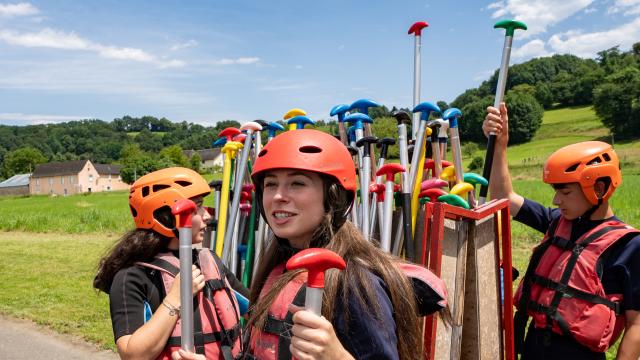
0 173 31 196
29 160 129 196
183 148 223 169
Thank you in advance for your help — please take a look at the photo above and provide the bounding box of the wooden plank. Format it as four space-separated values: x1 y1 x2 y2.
433 218 468 359
461 215 502 360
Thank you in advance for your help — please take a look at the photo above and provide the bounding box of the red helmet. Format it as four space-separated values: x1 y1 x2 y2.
129 167 210 237
251 129 356 197
543 141 621 205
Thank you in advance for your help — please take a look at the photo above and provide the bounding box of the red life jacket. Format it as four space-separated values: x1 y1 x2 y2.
514 217 638 353
247 261 447 360
137 250 242 360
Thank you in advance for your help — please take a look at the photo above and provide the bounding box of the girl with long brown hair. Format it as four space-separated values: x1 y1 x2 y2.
245 129 447 360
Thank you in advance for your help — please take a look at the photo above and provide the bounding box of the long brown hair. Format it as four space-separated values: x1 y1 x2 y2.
93 209 174 293
248 174 422 360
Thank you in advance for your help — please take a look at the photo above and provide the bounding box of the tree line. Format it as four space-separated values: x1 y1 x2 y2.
1 43 638 182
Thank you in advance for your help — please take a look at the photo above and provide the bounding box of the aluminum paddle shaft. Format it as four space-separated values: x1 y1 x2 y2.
479 20 527 204
222 122 262 263
408 21 429 140
171 199 197 352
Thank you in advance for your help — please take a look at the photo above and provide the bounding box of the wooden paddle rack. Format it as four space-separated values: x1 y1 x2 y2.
420 199 514 360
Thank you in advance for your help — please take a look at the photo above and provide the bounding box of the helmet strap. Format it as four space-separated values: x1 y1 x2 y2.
580 198 603 220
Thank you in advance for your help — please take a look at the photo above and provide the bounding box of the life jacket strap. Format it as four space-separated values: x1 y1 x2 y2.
529 274 622 315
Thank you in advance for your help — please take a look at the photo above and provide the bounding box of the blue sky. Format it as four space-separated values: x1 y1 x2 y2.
0 0 638 126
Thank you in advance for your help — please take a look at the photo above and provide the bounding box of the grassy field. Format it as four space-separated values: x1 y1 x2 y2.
0 105 638 356
0 232 114 349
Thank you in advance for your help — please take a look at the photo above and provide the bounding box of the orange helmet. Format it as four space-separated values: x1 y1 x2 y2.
543 141 621 205
129 167 210 237
251 129 356 197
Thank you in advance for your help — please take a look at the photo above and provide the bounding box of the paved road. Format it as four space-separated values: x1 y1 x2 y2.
0 316 118 360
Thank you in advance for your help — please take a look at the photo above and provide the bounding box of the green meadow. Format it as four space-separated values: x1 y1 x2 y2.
0 105 638 356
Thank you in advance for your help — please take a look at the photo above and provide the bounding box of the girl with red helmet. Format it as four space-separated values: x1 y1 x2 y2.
94 167 248 360
483 104 640 360
245 129 447 360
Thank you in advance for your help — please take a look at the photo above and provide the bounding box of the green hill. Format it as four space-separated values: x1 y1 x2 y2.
469 105 640 179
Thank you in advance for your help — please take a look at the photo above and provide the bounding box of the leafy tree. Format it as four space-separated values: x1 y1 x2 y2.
369 105 391 119
190 152 202 172
135 128 163 153
371 117 401 159
550 71 575 106
120 154 172 184
503 90 544 144
436 101 449 115
459 96 493 143
120 143 143 162
3 147 47 178
159 145 189 167
593 66 640 139
451 88 482 109
214 120 241 132
534 82 553 109
468 156 483 172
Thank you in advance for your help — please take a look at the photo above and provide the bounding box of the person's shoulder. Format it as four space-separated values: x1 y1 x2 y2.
112 265 152 286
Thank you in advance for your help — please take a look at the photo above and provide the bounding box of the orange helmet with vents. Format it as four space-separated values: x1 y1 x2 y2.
129 167 210 237
251 129 356 197
543 141 622 205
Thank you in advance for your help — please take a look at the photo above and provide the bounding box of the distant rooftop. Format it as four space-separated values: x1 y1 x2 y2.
94 163 122 175
0 173 31 188
32 160 89 178
183 148 221 161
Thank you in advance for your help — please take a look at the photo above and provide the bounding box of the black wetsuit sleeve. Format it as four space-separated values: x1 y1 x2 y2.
513 198 560 234
333 274 399 360
109 266 162 341
605 234 640 311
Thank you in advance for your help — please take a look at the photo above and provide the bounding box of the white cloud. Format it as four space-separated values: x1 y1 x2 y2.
486 0 594 37
512 38 550 59
170 39 198 51
0 2 38 17
210 57 260 65
0 28 184 67
584 7 597 14
547 17 640 57
0 112 91 125
608 0 640 15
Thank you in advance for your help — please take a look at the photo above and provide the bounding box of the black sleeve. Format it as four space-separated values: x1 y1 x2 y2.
109 266 162 341
333 274 399 360
605 234 640 311
513 198 560 234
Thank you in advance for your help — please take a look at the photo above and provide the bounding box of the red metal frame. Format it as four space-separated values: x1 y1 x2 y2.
421 199 514 360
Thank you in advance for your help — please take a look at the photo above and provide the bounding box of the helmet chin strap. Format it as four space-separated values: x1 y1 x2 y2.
579 198 603 221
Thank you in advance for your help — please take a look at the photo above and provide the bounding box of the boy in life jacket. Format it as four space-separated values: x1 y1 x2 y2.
244 129 448 360
483 103 640 360
94 167 249 360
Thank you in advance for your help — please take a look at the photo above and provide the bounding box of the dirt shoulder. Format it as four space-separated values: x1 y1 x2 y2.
0 315 118 360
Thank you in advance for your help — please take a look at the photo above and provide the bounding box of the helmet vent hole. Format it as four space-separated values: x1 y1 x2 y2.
587 156 602 166
564 163 580 173
299 145 322 154
175 180 192 187
603 153 611 161
258 149 268 157
142 186 150 197
153 184 170 192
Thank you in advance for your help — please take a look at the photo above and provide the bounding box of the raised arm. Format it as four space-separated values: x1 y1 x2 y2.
482 102 524 216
